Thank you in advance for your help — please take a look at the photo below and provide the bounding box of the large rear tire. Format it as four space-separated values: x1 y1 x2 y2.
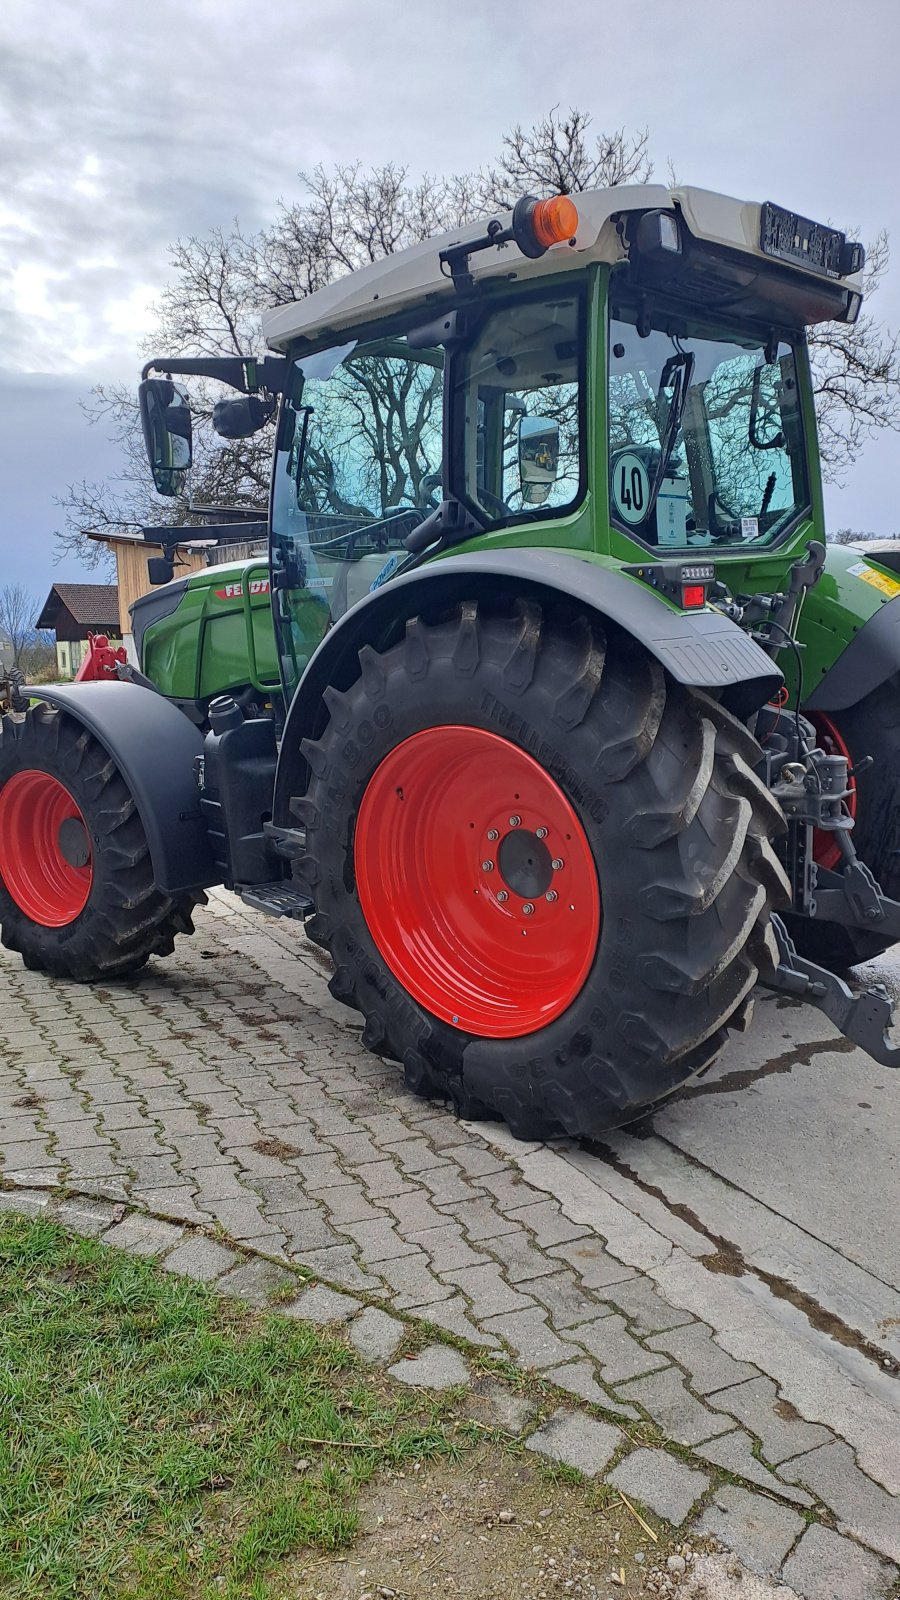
788 685 900 970
0 703 204 981
295 602 790 1139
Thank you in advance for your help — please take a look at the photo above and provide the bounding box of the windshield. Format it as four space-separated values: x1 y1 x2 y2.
608 306 809 549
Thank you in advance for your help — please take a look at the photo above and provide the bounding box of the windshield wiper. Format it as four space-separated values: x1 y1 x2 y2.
645 350 695 523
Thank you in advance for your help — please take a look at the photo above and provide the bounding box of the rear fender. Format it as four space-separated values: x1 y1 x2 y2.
273 548 781 825
20 681 218 893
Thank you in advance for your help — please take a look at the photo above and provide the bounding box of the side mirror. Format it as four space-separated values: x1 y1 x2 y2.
139 378 193 497
147 555 175 585
518 416 559 506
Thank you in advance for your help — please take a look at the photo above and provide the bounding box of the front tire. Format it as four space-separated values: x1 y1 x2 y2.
0 703 203 981
295 602 789 1139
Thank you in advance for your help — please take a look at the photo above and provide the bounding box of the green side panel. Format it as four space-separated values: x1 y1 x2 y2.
795 542 900 703
141 560 279 701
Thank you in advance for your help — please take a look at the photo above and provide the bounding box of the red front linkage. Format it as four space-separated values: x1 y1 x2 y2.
73 632 128 682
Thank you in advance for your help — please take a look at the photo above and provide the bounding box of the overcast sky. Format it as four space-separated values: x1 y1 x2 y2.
1 0 898 600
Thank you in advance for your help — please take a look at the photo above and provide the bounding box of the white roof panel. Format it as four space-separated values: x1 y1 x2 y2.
261 184 863 351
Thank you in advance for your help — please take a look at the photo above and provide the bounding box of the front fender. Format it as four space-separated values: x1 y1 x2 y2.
21 681 217 893
273 548 781 825
804 589 900 711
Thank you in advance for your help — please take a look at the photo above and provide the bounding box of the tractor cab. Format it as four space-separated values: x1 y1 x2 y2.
139 182 864 710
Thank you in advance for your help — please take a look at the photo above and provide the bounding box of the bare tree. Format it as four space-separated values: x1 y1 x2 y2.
809 231 900 484
0 584 41 668
474 109 652 208
56 109 900 562
828 526 892 544
18 632 56 680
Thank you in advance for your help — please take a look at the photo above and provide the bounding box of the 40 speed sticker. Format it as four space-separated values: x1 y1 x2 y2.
612 452 651 526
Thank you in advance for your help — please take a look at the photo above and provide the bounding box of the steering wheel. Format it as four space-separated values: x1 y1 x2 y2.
416 472 442 512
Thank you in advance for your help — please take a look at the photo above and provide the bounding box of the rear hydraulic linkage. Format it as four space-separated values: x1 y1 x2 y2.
761 915 900 1067
758 701 900 1067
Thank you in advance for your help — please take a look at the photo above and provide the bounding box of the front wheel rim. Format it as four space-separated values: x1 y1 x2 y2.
0 769 93 926
354 725 601 1037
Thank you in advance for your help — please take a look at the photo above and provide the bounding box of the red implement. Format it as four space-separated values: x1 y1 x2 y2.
74 633 128 682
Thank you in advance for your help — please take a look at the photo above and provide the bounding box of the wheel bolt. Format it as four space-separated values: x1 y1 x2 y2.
536 826 548 839
522 902 535 916
497 889 508 902
486 828 499 841
482 860 494 872
551 857 564 871
545 890 557 902
509 814 521 827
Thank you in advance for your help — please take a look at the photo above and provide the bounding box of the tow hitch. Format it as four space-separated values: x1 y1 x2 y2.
763 914 900 1067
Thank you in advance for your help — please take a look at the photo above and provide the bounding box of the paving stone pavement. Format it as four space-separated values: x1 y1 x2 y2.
1 890 898 1597
607 1447 709 1526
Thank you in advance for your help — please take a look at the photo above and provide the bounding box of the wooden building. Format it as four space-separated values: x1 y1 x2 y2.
86 532 213 645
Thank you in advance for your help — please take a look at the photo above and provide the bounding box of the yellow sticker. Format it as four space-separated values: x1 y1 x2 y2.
858 567 900 597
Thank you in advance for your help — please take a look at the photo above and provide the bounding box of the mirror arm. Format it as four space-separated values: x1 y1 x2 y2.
141 355 287 395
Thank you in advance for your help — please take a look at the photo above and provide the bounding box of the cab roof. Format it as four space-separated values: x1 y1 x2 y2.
262 183 864 353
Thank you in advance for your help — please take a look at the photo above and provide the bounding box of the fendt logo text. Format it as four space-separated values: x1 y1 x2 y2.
214 579 271 600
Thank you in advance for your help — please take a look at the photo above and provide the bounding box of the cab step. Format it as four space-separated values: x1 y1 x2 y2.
238 882 314 920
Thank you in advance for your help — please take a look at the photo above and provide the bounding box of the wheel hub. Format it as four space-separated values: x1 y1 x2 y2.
58 816 90 869
496 827 553 899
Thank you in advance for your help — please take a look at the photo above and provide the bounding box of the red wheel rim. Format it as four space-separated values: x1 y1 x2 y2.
354 726 601 1037
0 770 93 927
809 714 856 871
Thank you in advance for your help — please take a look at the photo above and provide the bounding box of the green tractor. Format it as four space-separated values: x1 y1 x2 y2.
4 182 900 1138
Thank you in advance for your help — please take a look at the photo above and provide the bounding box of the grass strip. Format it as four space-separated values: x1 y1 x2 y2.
0 1213 459 1600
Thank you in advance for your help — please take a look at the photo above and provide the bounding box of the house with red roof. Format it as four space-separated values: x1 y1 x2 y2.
35 583 121 679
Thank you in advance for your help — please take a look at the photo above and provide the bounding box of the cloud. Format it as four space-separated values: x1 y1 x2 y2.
3 0 898 376
0 0 898 587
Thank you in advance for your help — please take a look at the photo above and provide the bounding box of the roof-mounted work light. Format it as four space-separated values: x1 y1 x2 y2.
632 209 683 262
